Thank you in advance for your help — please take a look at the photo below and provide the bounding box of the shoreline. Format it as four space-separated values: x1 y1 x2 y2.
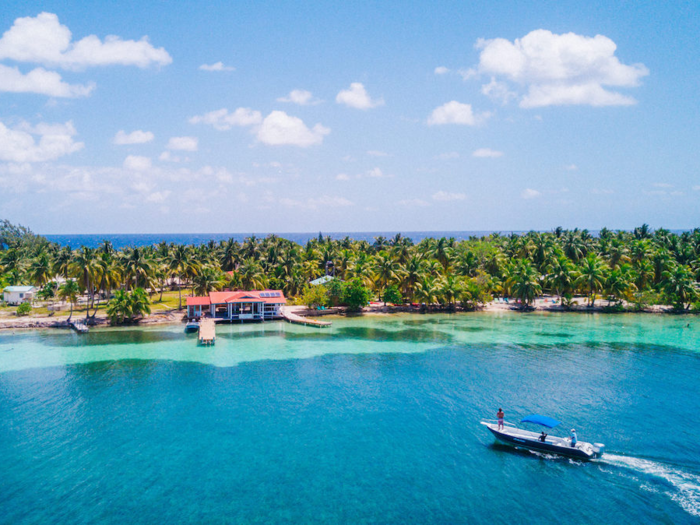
0 298 686 332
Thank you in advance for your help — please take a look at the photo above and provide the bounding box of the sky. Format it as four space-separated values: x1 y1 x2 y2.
0 0 699 234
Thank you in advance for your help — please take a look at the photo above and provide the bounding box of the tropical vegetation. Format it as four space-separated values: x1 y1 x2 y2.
2 221 700 317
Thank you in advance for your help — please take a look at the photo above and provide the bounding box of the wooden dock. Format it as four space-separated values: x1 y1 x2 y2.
280 307 332 328
198 318 216 344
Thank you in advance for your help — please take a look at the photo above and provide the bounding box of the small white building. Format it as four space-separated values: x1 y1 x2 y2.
3 286 36 305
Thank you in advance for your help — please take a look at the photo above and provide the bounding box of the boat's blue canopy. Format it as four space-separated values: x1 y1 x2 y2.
520 414 561 428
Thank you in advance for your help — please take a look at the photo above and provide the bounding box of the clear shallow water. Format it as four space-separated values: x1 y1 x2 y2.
1 313 699 523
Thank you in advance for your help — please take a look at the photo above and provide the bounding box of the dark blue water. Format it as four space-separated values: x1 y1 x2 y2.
1 315 699 524
43 231 521 249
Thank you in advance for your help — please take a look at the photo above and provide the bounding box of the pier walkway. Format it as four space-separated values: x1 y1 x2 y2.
198 318 216 344
280 306 332 328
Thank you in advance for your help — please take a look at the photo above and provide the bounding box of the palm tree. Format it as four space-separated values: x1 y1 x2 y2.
661 264 697 310
576 253 608 307
605 264 637 305
547 255 577 304
28 251 53 287
508 259 541 308
374 252 400 303
58 279 80 322
439 275 462 308
238 259 266 289
414 276 440 311
193 267 224 296
70 247 101 319
167 245 191 309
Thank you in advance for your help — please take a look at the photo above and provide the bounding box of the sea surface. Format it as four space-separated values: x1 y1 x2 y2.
1 312 699 524
44 231 527 249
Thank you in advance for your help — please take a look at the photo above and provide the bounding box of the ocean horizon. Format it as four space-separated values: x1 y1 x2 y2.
43 229 694 250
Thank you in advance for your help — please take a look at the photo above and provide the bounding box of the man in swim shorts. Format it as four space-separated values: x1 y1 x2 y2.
497 408 505 430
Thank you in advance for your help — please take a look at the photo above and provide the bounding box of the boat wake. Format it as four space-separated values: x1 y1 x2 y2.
601 453 700 517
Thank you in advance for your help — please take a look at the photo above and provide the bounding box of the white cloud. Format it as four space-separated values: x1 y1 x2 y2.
336 82 384 110
0 63 94 97
397 198 430 207
277 89 320 105
113 129 154 145
256 111 329 147
166 136 198 151
693 186 700 192
432 191 466 201
480 77 517 105
591 188 614 195
145 190 170 203
123 155 151 171
280 195 353 209
474 29 648 108
564 164 578 171
434 66 450 75
521 188 541 199
366 167 385 178
436 152 460 160
0 12 171 69
472 148 503 158
336 173 350 181
158 151 182 162
0 120 83 162
189 107 262 130
652 182 673 188
427 101 485 126
199 61 234 71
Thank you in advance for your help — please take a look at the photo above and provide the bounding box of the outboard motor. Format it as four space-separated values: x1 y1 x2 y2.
593 443 605 458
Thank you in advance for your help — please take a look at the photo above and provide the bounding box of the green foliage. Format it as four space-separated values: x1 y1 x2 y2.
382 284 403 305
342 279 371 311
16 301 32 316
37 282 57 300
302 285 328 309
325 278 344 306
106 288 151 325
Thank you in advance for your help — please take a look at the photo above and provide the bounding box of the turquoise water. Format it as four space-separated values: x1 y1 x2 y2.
1 313 699 523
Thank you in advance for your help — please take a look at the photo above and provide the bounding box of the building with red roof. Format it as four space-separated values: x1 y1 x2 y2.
186 290 286 321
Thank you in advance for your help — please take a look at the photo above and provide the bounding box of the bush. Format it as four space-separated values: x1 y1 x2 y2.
325 279 344 307
16 301 32 316
342 279 371 312
382 284 402 305
301 285 328 309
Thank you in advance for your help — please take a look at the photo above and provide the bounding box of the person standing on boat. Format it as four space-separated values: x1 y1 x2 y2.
570 429 578 447
497 408 505 430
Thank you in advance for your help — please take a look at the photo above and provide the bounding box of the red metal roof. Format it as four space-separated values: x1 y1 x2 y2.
208 289 286 305
186 296 211 306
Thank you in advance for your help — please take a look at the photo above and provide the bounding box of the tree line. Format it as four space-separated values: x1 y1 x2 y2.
2 221 700 323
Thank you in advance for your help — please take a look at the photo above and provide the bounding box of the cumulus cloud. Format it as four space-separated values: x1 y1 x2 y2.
474 29 648 108
113 129 154 145
277 89 321 105
0 63 94 97
472 148 503 158
123 155 152 171
336 82 384 110
0 12 171 69
145 190 170 203
434 66 450 75
427 101 486 126
432 191 466 201
166 136 198 151
367 150 390 157
521 188 541 199
199 61 234 71
564 164 578 171
0 120 84 162
256 111 329 147
189 107 262 130
336 173 350 181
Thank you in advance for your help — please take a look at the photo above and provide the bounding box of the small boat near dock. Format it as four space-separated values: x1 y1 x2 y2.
184 321 200 333
481 414 605 460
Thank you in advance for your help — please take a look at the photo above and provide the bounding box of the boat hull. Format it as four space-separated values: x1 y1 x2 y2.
485 424 600 460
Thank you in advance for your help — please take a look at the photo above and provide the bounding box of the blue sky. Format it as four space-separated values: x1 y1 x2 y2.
0 0 698 234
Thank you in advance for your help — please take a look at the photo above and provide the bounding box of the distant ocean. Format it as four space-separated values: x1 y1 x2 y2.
44 231 523 249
